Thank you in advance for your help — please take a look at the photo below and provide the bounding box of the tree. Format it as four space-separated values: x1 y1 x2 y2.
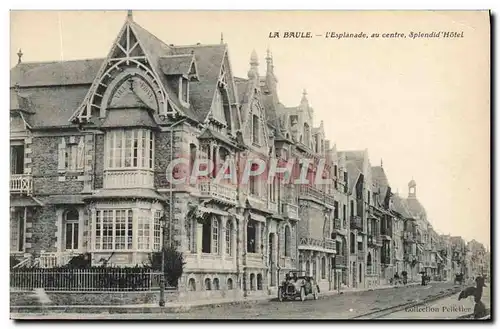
149 246 185 287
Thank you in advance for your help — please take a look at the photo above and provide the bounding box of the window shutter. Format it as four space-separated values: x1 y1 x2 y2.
58 138 66 171
77 137 85 170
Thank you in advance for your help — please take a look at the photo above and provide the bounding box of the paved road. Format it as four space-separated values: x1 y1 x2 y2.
381 286 491 319
12 282 463 320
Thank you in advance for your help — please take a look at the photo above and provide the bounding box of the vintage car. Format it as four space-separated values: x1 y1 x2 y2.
278 271 320 302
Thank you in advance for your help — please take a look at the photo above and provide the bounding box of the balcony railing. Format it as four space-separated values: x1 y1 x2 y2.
368 235 382 247
103 169 154 189
35 251 77 268
268 200 278 213
335 254 347 268
10 174 33 195
403 231 415 242
199 181 237 204
350 215 363 230
298 185 335 206
334 218 347 235
282 203 298 219
299 237 336 252
357 251 366 262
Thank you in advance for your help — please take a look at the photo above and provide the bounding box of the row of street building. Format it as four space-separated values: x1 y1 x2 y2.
10 13 490 301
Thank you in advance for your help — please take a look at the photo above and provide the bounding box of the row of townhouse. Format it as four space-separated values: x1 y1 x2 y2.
10 13 489 300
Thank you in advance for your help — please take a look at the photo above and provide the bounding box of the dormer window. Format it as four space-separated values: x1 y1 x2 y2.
179 77 189 105
252 114 260 145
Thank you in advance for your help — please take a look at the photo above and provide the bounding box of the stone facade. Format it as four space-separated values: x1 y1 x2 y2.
9 12 488 302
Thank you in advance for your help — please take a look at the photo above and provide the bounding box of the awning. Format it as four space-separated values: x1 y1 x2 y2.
84 188 165 201
436 252 444 262
198 206 228 216
10 195 44 207
417 245 424 253
46 195 85 205
249 212 267 223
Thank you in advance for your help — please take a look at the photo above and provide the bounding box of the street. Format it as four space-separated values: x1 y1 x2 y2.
12 282 481 320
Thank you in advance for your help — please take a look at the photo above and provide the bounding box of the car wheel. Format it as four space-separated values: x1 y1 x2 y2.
300 287 306 301
278 287 283 302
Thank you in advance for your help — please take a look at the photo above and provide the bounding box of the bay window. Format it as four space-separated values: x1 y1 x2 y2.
94 209 133 251
105 129 154 170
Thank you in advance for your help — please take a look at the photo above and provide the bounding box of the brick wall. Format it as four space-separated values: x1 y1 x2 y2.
154 131 172 189
94 134 104 189
31 136 84 195
29 204 57 254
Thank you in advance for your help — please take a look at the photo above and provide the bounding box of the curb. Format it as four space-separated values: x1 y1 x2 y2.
9 282 444 315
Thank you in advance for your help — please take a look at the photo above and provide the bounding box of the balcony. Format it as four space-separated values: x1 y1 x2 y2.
403 231 415 243
357 251 366 262
333 218 347 235
368 235 382 247
199 181 237 205
298 185 335 206
335 254 347 268
380 227 392 239
404 254 415 262
268 200 278 213
281 203 299 219
350 215 363 230
10 174 33 195
299 237 336 253
103 169 154 189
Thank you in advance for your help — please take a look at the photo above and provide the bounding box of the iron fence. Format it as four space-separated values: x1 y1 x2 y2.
10 267 165 291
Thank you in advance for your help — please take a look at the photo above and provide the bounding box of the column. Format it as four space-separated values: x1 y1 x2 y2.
90 208 96 253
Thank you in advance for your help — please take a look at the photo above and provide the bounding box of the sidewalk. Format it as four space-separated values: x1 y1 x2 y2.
11 282 423 314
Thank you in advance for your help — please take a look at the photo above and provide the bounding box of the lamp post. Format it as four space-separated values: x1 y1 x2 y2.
158 214 167 307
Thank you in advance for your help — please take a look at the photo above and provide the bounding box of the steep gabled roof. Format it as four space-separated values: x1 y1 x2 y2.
171 44 227 122
159 54 197 77
371 165 390 201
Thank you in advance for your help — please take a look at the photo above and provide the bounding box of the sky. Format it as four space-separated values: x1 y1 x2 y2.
9 10 490 247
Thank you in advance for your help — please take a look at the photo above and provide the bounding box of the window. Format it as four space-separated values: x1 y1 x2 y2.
64 209 79 251
284 226 291 257
137 210 152 250
10 208 25 253
227 278 233 290
181 77 189 103
250 175 257 195
153 211 162 251
252 114 260 145
188 278 196 291
343 204 347 225
204 278 211 291
212 218 219 254
250 273 255 290
321 257 326 279
350 200 354 217
213 278 220 290
247 220 256 253
257 274 263 290
225 221 233 256
10 145 25 174
105 129 154 169
58 137 85 172
94 209 134 251
350 233 356 254
303 123 310 146
334 201 339 219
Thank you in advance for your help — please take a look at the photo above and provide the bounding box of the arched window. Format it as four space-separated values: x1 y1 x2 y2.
257 274 263 290
284 225 291 257
350 233 356 254
250 273 255 290
367 253 373 275
64 208 79 251
227 278 234 290
212 217 219 254
247 220 256 253
213 278 220 290
225 220 233 256
321 257 326 279
204 278 211 291
188 278 196 291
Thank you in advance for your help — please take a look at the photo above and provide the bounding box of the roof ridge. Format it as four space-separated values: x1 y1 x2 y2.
129 20 173 52
173 43 226 49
